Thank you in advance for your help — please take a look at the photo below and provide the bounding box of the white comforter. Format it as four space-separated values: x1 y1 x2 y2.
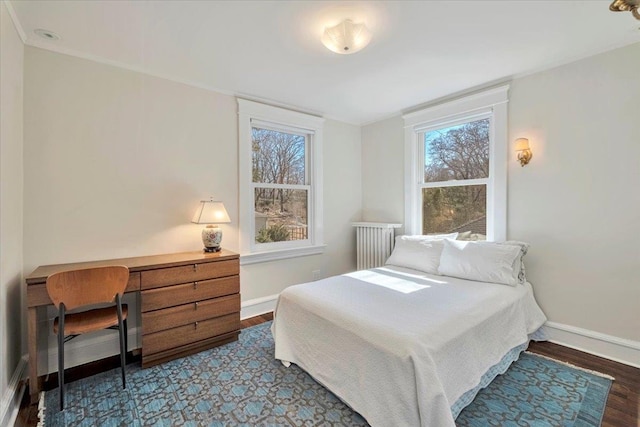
271 266 547 427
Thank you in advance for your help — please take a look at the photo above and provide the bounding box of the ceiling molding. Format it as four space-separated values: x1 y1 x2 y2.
363 37 640 128
22 40 348 125
3 0 27 43
235 93 325 120
359 110 403 128
509 38 640 82
18 36 640 130
25 39 239 98
403 85 509 128
9 1 640 126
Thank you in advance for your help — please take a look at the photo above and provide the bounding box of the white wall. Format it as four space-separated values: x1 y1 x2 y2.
23 47 361 372
24 47 239 268
508 43 640 344
361 43 640 357
0 0 25 419
361 116 405 232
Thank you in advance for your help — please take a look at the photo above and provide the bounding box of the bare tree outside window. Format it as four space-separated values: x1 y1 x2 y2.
422 119 489 238
252 127 309 243
252 128 305 185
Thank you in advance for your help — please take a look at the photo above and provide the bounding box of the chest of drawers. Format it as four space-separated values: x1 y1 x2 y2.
26 250 241 402
140 254 241 367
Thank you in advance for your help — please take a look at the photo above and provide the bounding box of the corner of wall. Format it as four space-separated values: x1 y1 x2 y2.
0 357 27 427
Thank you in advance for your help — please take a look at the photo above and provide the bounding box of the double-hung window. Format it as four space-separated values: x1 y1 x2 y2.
403 86 509 241
238 99 325 264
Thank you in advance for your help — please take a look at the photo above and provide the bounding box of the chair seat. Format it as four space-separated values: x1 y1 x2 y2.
53 305 128 336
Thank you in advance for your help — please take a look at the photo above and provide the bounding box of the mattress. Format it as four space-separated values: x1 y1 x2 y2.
271 265 547 427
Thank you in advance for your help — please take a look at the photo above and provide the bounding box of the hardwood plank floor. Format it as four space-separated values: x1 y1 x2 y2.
15 312 638 427
527 341 639 427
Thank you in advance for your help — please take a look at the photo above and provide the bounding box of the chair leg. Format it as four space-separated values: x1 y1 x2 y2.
116 295 126 389
57 304 66 411
123 317 128 359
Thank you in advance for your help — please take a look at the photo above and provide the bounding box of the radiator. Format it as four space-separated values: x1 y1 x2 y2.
352 222 402 270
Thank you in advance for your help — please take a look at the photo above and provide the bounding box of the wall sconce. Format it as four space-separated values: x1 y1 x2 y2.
192 198 231 252
515 138 533 167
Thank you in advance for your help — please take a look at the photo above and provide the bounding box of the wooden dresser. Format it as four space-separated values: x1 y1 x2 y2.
25 249 241 401
139 254 240 367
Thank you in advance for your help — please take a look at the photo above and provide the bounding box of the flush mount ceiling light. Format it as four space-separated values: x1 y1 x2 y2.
321 19 372 54
609 0 640 20
34 29 61 40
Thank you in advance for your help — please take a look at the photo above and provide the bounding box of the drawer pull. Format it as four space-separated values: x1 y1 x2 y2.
194 321 199 329
194 301 198 310
194 281 198 290
193 264 197 271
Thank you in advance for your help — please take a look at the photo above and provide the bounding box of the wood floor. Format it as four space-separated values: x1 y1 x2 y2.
15 312 638 427
527 340 639 427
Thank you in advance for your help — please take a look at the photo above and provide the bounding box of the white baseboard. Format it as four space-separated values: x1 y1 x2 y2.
544 321 640 368
46 327 140 374
38 295 280 374
241 294 278 320
0 355 27 427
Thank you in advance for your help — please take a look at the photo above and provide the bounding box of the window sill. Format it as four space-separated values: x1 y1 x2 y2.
240 245 327 266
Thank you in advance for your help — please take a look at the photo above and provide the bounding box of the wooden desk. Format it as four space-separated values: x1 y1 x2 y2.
26 250 240 402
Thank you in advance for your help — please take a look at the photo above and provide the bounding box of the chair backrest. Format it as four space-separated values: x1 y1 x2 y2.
46 265 130 311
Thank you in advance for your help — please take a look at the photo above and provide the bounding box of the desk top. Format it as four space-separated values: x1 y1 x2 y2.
26 249 239 285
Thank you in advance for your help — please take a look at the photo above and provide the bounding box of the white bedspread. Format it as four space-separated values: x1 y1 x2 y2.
271 266 547 427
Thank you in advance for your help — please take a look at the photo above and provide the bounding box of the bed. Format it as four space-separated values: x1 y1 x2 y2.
271 265 547 427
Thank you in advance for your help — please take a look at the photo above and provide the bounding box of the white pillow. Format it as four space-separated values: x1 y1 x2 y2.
503 240 529 284
385 234 457 274
438 240 523 286
402 232 459 241
456 231 487 241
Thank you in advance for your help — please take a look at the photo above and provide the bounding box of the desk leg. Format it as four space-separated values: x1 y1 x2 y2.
28 306 40 404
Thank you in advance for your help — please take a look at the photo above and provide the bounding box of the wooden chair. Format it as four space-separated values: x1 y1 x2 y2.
46 265 130 410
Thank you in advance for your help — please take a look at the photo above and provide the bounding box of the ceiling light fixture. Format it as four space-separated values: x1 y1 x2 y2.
321 19 371 55
34 29 61 40
609 0 640 20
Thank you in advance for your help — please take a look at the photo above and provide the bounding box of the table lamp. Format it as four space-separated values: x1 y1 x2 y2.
192 198 231 252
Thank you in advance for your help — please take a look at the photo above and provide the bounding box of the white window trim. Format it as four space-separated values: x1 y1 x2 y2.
402 85 509 241
238 98 325 264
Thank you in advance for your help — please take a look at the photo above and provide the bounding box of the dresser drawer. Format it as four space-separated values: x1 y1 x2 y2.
142 294 240 334
142 312 240 356
141 275 239 312
140 259 239 290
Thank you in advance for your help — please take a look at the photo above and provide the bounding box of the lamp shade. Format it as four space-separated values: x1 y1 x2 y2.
191 200 231 224
321 19 372 54
514 138 530 151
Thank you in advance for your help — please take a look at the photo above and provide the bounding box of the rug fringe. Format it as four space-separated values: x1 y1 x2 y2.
36 391 45 427
525 351 615 380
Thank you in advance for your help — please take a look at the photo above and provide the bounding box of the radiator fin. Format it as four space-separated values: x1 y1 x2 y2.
352 222 402 270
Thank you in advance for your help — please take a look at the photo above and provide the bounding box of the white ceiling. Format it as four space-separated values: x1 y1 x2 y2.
8 1 640 125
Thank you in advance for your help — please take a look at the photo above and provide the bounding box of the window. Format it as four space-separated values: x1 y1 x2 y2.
403 86 509 241
252 126 309 244
421 117 490 238
238 99 325 264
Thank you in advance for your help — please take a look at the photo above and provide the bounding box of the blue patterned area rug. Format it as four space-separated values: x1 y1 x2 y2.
43 322 612 426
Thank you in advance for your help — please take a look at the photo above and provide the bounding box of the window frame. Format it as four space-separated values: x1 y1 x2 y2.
251 123 310 252
238 99 325 264
403 86 509 241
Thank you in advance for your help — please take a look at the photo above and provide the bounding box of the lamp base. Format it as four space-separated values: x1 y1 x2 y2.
202 225 223 253
203 246 222 253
